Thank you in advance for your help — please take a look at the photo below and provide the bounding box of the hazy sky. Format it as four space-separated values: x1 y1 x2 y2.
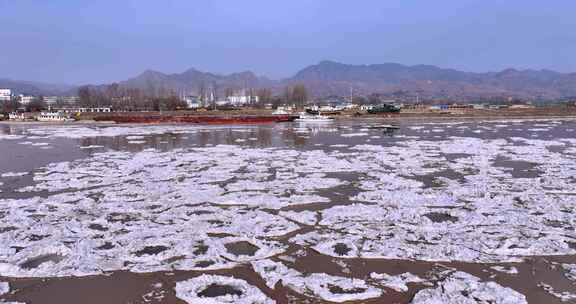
1 0 575 84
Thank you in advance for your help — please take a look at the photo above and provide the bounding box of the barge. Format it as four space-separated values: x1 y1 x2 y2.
93 114 297 124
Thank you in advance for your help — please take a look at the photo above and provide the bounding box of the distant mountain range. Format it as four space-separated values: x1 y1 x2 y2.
288 61 576 100
120 68 275 94
3 61 576 101
0 78 74 96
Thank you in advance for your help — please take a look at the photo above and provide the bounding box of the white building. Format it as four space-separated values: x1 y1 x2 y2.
60 107 111 113
0 89 12 101
184 95 201 109
226 90 258 106
8 112 31 121
19 95 36 105
44 96 59 104
43 96 80 105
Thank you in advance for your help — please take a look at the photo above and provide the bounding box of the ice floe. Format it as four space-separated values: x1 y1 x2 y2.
175 275 274 304
411 271 527 304
0 282 8 295
252 259 382 302
0 172 28 178
369 272 425 292
490 266 519 275
1 119 575 285
539 283 576 302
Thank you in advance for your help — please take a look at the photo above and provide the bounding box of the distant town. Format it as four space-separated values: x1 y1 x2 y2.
1 84 576 122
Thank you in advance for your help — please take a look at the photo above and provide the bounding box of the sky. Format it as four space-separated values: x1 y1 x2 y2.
1 0 575 85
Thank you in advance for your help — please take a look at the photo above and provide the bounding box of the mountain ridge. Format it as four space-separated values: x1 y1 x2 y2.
3 61 576 101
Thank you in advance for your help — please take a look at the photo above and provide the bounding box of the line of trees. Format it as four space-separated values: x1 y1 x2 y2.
75 83 310 111
0 96 48 114
283 85 308 107
78 84 188 111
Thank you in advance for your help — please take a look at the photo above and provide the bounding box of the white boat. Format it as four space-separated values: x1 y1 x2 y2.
37 112 72 122
272 109 289 115
294 112 334 122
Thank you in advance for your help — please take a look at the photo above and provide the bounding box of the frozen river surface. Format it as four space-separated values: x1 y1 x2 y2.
0 119 575 303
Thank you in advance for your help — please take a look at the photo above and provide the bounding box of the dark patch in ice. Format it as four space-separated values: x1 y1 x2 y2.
197 284 243 298
96 242 115 250
193 244 209 255
189 210 213 216
28 234 49 241
20 254 65 270
88 223 108 231
566 242 576 250
410 169 465 188
333 243 352 256
424 212 458 223
134 245 169 256
11 246 25 253
225 241 259 256
207 233 236 238
195 260 215 268
206 220 224 226
493 158 543 178
545 220 570 229
0 226 17 233
444 153 472 161
328 284 366 294
106 212 138 223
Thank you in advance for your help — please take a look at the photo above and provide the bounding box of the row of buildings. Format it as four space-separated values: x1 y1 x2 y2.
0 88 80 105
182 89 259 109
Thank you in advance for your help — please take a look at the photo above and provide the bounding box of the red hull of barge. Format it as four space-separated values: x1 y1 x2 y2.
93 115 297 124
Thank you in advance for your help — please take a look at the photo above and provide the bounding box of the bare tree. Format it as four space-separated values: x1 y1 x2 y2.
291 85 308 108
0 99 21 114
282 86 292 104
78 86 93 107
257 89 272 107
26 98 47 112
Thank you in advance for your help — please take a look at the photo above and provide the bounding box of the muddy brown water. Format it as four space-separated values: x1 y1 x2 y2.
1 119 576 303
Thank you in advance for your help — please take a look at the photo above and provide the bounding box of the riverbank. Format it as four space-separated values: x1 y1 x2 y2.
2 106 575 125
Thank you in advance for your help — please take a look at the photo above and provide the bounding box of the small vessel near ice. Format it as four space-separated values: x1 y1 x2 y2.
272 108 290 115
294 112 334 122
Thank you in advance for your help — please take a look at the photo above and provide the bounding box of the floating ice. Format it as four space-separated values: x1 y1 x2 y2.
175 275 274 304
0 282 8 295
1 119 576 281
341 133 368 137
79 145 104 149
369 272 425 292
491 266 519 275
251 259 382 302
562 264 576 282
0 172 27 178
539 283 576 302
279 210 318 226
411 271 527 304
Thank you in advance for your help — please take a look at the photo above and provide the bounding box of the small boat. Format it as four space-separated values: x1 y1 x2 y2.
295 112 334 123
272 109 289 115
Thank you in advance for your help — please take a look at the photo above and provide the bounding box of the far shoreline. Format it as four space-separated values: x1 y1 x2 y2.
2 112 576 127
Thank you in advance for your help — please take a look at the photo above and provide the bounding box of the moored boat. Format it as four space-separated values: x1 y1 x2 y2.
294 112 334 123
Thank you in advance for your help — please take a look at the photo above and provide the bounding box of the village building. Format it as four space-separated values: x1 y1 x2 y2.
226 90 258 106
0 89 12 101
18 95 36 105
